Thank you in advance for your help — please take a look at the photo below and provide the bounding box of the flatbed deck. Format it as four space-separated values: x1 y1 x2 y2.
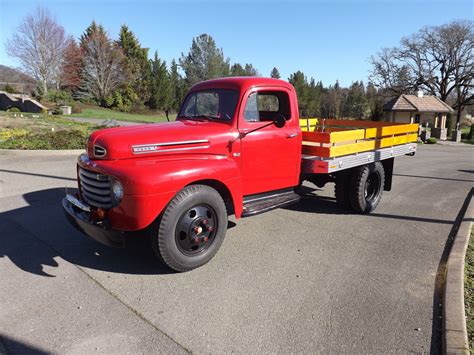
299 118 419 174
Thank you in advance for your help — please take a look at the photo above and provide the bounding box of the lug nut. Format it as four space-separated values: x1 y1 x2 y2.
202 219 208 225
202 236 209 243
207 226 214 232
192 236 200 244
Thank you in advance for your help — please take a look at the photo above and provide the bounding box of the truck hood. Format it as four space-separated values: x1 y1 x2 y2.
87 120 234 160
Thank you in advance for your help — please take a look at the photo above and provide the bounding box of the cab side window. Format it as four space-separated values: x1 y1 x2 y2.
243 91 291 122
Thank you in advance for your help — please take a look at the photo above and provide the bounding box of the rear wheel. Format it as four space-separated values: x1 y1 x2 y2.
334 172 351 210
152 185 228 272
349 162 385 214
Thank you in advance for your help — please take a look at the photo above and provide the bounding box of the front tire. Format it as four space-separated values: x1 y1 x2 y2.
349 162 385 214
152 185 228 272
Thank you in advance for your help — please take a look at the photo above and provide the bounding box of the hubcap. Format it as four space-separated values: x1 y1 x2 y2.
175 204 217 255
364 171 381 202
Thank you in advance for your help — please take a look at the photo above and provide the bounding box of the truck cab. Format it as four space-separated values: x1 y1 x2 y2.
63 77 417 271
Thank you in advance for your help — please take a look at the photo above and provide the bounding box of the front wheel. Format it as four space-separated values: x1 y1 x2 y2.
349 162 385 214
152 185 228 272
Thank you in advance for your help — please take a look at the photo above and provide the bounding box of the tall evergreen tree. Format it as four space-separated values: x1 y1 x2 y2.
149 51 171 111
244 63 259 76
366 82 384 121
230 63 246 76
289 71 311 117
179 34 230 87
230 63 259 76
342 81 369 119
270 67 281 79
117 25 151 108
169 59 184 112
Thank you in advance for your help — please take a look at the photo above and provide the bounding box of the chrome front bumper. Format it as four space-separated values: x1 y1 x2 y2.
62 194 124 248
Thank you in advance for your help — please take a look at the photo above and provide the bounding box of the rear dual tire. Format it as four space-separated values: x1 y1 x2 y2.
334 162 385 214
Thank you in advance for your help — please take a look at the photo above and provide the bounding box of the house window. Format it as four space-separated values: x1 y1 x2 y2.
415 114 420 124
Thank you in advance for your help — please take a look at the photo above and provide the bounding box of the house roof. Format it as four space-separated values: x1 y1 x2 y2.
0 91 47 110
383 94 453 113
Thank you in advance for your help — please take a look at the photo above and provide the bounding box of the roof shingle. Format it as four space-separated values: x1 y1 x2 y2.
383 94 453 113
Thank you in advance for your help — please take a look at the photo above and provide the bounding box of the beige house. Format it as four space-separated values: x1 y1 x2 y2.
383 91 453 140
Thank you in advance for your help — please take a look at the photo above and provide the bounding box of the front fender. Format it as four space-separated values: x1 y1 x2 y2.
78 154 242 231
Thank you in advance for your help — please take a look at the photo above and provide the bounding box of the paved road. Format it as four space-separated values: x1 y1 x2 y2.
1 144 473 353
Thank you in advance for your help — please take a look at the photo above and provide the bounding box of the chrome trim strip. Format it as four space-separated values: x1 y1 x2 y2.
65 194 91 213
131 140 210 154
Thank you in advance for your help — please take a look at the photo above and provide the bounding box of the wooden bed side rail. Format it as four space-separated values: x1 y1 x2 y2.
302 133 418 158
301 122 419 144
299 118 319 132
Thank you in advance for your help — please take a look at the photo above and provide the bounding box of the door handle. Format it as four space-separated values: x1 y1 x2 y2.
286 133 298 138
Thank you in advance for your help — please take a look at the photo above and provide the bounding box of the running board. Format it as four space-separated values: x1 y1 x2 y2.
242 190 300 217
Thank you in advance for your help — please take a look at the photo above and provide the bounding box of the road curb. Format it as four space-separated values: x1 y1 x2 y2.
443 188 474 354
0 149 85 156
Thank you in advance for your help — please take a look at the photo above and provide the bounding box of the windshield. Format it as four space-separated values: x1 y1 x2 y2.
178 89 239 121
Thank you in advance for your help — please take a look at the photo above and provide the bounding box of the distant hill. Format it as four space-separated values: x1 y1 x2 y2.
0 65 36 93
0 64 35 84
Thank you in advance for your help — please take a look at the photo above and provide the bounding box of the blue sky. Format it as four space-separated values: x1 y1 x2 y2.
0 0 472 86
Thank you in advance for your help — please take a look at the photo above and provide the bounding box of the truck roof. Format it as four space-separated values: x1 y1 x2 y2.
190 77 294 92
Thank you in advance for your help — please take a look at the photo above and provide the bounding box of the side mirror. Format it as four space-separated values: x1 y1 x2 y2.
273 114 286 128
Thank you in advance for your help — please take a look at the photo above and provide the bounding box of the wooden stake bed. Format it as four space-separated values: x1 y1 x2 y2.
299 118 419 174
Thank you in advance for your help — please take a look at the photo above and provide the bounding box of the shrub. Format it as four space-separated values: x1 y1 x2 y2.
51 107 63 115
47 90 73 105
426 137 437 144
32 82 46 101
7 107 21 113
71 103 82 114
0 129 88 150
0 128 29 141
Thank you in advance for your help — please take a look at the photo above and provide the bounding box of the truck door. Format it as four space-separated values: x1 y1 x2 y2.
238 88 301 195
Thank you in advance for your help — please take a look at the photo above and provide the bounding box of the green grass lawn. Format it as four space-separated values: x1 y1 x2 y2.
465 230 474 350
70 107 168 123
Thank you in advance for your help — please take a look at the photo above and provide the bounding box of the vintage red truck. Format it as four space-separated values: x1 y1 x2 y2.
63 77 418 271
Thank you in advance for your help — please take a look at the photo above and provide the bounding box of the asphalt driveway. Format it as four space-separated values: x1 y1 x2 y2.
1 144 473 353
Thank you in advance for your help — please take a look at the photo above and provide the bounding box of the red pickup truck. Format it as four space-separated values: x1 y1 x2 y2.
63 77 418 271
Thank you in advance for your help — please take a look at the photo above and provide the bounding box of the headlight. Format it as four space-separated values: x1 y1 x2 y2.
112 179 124 202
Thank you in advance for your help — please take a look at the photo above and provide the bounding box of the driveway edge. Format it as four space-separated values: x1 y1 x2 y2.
443 188 473 354
0 149 85 156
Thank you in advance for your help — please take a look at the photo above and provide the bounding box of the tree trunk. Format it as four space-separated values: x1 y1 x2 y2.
456 107 463 125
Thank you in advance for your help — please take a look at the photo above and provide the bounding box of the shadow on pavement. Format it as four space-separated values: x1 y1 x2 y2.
285 186 454 225
1 334 49 355
0 188 174 277
393 173 474 183
0 169 77 182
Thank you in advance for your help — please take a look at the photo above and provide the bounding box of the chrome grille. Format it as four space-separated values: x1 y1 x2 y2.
79 168 112 208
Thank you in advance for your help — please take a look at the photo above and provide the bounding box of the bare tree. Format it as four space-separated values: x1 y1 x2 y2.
369 48 415 96
5 7 69 93
370 20 473 124
79 22 125 106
